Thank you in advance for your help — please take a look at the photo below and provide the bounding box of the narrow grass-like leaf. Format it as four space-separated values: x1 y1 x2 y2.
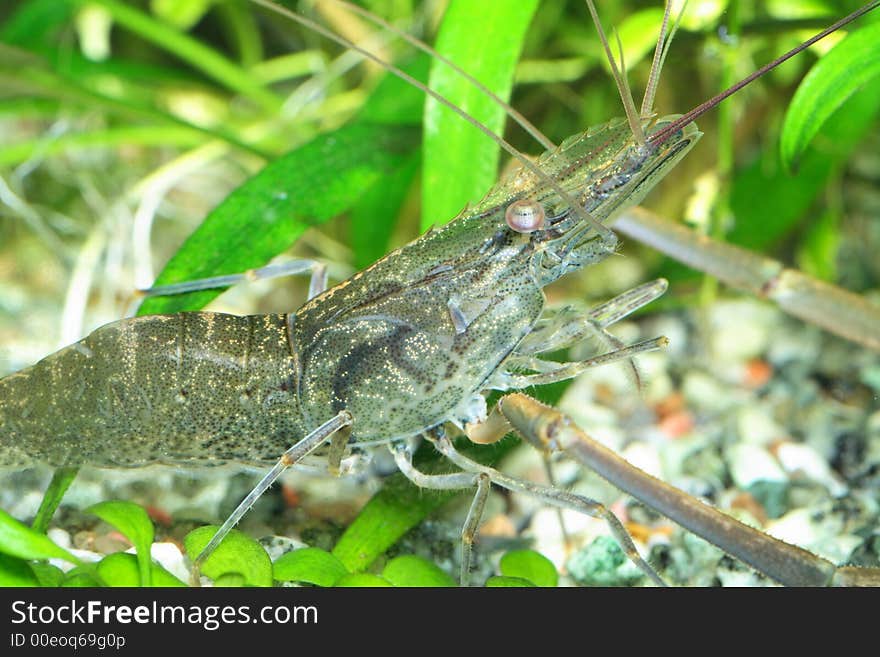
273 547 349 587
81 0 281 112
0 554 40 586
334 573 393 587
381 555 456 587
422 0 540 229
781 22 880 171
86 501 155 587
499 549 558 587
96 552 186 587
184 526 272 587
1 0 75 47
485 575 534 587
32 467 78 534
138 122 418 315
0 508 81 565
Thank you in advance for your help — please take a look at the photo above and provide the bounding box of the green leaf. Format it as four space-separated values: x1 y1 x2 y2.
499 549 558 587
0 507 81 566
781 22 880 171
95 552 186 587
31 467 79 534
485 575 535 587
729 76 880 251
29 562 66 587
350 154 420 270
331 437 517 574
138 122 418 315
273 547 349 587
334 573 393 587
62 567 104 587
150 0 213 30
381 555 456 587
184 526 272 587
0 554 40 586
1 0 75 47
86 501 155 587
422 0 540 229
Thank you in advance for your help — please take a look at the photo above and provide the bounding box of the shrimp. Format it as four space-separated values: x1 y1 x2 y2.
1 0 878 586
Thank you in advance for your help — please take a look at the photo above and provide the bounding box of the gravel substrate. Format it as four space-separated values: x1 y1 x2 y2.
1 295 878 586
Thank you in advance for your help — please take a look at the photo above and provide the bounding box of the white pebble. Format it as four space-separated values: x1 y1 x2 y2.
775 442 847 496
736 406 787 447
150 542 190 582
726 444 787 488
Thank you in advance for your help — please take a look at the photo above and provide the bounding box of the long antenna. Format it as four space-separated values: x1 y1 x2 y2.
328 0 556 151
649 0 880 146
249 0 618 244
583 0 646 144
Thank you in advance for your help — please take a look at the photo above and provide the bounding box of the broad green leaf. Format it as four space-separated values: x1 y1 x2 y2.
0 508 81 566
485 575 535 587
86 501 154 587
32 467 78 534
729 76 880 251
499 549 558 588
95 552 186 587
350 56 427 268
0 554 39 586
781 22 880 171
273 547 349 587
349 155 420 269
138 122 418 315
381 555 456 587
29 562 66 587
422 0 540 229
334 573 393 587
184 526 272 587
62 567 103 587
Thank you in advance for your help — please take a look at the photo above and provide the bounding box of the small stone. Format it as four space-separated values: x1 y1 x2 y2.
566 535 645 587
150 542 189 582
726 443 787 488
683 371 738 414
775 441 847 496
47 528 72 550
736 406 787 447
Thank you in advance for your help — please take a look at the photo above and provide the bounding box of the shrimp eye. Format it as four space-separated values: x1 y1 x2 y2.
505 199 545 233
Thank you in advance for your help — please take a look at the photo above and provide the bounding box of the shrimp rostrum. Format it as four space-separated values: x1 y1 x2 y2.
2 0 879 587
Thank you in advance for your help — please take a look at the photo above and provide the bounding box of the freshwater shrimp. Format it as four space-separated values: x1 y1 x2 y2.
1 0 878 586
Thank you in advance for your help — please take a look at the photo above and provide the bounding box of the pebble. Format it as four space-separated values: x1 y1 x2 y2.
736 406 787 447
774 441 847 497
726 443 787 488
148 542 189 582
566 535 645 587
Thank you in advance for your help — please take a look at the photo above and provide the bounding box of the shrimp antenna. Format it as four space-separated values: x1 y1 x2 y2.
249 0 617 244
641 0 688 117
583 0 645 145
327 0 555 151
649 0 880 146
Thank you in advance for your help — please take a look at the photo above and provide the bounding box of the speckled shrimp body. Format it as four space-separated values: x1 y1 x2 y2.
0 117 697 470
